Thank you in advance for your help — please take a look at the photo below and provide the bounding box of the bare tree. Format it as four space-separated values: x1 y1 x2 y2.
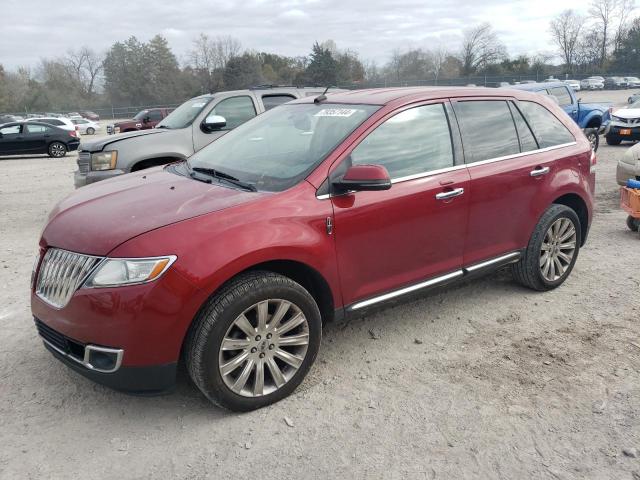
431 45 449 83
459 23 507 75
589 0 618 67
64 47 103 98
189 34 241 92
549 10 585 72
614 0 636 51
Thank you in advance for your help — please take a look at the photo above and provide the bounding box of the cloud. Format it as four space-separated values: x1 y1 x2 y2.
0 0 589 70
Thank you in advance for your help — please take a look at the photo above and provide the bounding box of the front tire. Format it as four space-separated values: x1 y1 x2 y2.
186 271 322 411
512 205 581 291
606 136 622 146
48 141 67 158
627 215 640 232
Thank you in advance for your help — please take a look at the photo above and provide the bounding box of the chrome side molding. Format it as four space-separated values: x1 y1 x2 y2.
348 251 522 311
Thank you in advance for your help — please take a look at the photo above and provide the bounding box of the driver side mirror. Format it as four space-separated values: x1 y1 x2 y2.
203 115 227 132
332 164 392 192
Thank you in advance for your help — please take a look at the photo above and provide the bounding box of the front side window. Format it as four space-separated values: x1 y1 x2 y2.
148 110 163 121
262 95 296 111
209 96 257 130
0 125 20 135
547 86 572 107
187 103 379 192
156 97 213 129
455 100 520 163
350 103 454 179
518 101 575 148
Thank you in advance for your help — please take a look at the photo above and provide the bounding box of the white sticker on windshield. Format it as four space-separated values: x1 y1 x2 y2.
314 108 357 117
192 102 206 108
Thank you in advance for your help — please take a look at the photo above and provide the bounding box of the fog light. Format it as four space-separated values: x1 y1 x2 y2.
84 345 123 373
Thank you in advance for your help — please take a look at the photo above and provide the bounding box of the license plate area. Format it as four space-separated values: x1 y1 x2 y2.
620 128 632 135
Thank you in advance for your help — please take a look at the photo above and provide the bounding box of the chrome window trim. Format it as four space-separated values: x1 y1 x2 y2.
316 142 576 199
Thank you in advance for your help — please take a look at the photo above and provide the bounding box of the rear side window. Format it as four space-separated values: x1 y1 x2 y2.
518 101 575 148
262 95 295 111
547 86 572 107
25 124 49 133
351 103 454 179
455 100 520 163
210 96 257 130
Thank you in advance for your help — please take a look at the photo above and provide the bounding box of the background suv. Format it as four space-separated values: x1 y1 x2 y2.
32 87 595 411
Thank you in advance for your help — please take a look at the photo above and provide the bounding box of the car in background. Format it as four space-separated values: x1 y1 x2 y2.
605 77 628 89
79 111 100 121
0 122 80 157
543 77 560 82
628 92 640 104
29 116 77 134
76 86 345 187
564 79 581 91
581 78 605 90
106 108 171 135
617 142 640 185
605 99 640 145
509 81 611 150
0 114 20 125
72 118 100 135
624 77 640 88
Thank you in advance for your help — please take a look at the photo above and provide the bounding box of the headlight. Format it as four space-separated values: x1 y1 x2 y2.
114 126 120 133
84 256 177 287
91 151 117 171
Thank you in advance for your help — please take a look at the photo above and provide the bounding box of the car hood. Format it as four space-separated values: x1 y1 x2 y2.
41 166 267 255
79 128 167 152
613 108 640 119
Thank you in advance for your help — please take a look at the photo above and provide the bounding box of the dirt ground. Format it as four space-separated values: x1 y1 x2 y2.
0 90 639 480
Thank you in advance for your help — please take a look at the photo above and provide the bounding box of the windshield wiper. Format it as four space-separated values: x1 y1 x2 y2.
190 166 257 192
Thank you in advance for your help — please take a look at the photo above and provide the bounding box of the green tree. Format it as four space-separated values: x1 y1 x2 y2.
304 42 338 86
222 52 264 90
612 17 640 71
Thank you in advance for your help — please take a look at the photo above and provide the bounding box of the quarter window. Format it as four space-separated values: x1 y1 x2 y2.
350 103 454 179
210 96 257 130
547 86 572 107
455 100 520 163
517 101 575 148
262 95 296 111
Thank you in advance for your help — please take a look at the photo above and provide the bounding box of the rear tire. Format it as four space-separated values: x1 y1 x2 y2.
512 205 581 291
185 271 322 411
86 127 95 135
48 141 67 158
627 215 640 232
584 128 599 151
606 136 622 145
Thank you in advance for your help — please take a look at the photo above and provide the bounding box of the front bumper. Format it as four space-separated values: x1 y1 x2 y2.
74 168 126 188
605 122 640 141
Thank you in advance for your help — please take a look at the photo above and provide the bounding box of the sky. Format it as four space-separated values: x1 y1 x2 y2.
1 0 592 70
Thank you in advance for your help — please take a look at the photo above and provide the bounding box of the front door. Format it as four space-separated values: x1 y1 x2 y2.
330 102 470 307
0 124 25 154
193 95 259 152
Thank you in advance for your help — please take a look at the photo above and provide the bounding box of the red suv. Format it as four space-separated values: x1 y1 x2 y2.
31 88 595 411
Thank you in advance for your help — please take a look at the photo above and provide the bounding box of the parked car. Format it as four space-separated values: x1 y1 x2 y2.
564 79 581 91
0 114 19 125
605 77 628 89
71 118 100 135
509 82 611 150
544 77 560 82
106 108 171 135
617 142 640 185
80 111 100 121
605 100 640 145
28 116 77 133
581 78 605 90
629 93 640 104
32 87 595 410
76 86 344 187
624 77 640 88
0 122 79 157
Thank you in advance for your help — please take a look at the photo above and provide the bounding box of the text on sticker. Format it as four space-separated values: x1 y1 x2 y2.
314 109 357 117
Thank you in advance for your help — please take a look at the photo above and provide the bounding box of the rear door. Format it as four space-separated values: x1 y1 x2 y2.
330 101 470 307
23 124 50 152
453 98 576 266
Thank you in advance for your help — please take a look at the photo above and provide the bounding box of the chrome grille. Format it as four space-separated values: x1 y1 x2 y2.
77 151 90 173
36 248 103 308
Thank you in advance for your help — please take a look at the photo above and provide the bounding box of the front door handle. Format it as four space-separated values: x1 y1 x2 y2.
530 166 550 177
435 187 464 200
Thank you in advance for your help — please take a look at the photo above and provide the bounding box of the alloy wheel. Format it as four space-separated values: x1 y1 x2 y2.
587 131 598 150
539 218 577 282
50 143 65 157
218 299 310 397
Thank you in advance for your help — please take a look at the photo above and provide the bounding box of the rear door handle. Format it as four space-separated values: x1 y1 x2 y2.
530 166 550 177
435 187 464 200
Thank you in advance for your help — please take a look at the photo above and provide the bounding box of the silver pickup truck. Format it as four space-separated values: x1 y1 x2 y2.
74 86 340 188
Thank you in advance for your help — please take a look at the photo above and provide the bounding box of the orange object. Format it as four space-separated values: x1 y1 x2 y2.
621 187 640 219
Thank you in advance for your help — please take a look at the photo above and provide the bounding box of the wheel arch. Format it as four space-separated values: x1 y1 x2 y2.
583 113 602 129
552 192 589 246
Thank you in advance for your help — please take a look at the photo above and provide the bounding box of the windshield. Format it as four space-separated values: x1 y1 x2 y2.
157 97 213 129
133 110 149 121
187 103 379 192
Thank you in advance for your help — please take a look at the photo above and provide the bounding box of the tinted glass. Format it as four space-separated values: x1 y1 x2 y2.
26 124 48 133
0 125 20 135
455 101 520 163
351 104 453 179
148 110 163 121
188 103 379 192
547 86 572 106
210 96 257 129
262 95 296 111
518 101 575 148
508 102 538 152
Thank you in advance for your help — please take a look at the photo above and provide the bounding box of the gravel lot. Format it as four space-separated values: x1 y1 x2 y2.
1 90 639 479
